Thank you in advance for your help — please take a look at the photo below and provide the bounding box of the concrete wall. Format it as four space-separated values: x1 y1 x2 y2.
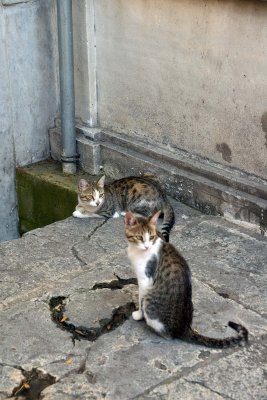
0 8 18 240
0 0 59 241
86 0 267 180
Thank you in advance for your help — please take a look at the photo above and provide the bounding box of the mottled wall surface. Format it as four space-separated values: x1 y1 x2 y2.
3 0 59 166
0 0 59 240
0 6 18 240
93 0 267 179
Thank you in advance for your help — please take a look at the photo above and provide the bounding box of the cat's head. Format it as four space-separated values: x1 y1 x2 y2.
77 176 105 209
124 211 161 251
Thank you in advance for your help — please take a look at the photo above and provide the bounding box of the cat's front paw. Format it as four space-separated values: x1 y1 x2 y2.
112 211 120 218
73 210 89 218
132 310 143 321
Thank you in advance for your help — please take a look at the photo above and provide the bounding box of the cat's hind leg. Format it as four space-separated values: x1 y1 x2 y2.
142 296 169 338
143 312 166 336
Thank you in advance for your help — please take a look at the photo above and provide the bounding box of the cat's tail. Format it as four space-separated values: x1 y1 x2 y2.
187 321 248 348
161 201 175 242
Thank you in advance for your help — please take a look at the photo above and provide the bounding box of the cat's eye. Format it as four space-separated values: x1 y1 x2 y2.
136 235 143 241
81 195 91 200
149 235 156 240
99 193 104 198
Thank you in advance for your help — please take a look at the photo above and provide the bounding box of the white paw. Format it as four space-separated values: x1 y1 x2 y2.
112 211 120 218
132 310 143 321
73 210 90 218
120 211 126 216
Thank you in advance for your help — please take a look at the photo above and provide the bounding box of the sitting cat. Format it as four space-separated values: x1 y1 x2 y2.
124 211 248 347
73 175 175 242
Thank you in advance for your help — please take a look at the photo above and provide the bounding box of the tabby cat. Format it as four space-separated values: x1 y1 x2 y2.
73 175 175 242
124 211 248 347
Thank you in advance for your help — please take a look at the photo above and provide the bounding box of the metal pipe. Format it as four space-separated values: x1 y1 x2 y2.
57 0 77 174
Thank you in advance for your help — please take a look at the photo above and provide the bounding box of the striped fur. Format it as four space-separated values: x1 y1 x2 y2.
73 175 175 241
124 211 248 348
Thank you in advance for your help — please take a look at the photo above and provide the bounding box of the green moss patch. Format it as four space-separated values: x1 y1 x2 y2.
16 159 94 234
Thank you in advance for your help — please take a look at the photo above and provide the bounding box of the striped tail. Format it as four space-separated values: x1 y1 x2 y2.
188 321 248 348
161 201 175 242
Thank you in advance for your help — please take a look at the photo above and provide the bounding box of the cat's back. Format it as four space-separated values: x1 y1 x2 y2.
111 175 161 192
110 176 165 206
156 242 191 285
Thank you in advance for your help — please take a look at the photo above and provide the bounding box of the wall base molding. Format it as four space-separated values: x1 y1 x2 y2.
49 125 267 234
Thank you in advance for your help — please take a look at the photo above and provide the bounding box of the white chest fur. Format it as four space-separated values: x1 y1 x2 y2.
127 238 162 289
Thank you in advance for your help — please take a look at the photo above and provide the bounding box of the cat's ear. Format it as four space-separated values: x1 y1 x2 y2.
124 212 137 228
149 210 161 225
78 179 89 193
97 175 105 189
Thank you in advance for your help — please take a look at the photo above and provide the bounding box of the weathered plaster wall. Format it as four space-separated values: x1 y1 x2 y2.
92 0 267 179
0 0 59 240
0 6 18 240
3 0 59 166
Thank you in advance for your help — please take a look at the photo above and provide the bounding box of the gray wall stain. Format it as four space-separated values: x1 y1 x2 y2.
216 143 232 163
261 112 267 148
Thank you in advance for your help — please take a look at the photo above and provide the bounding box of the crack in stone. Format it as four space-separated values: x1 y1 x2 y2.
0 362 23 370
48 274 137 343
77 358 87 374
49 295 136 344
217 291 230 299
11 368 56 399
71 245 87 266
132 333 267 399
185 379 234 400
131 344 245 399
71 220 108 265
196 278 265 319
87 220 108 240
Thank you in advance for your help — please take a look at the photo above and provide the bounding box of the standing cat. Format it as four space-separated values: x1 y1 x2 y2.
73 175 175 242
124 211 248 347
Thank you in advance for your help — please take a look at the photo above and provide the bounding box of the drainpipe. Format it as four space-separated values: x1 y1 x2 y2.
57 0 77 174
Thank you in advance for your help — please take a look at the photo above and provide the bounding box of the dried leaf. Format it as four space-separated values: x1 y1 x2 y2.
75 329 86 336
23 383 30 389
60 315 69 323
65 358 73 365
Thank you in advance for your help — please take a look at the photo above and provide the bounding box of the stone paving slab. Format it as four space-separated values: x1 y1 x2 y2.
0 200 266 399
172 217 267 317
139 341 267 400
0 218 105 307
